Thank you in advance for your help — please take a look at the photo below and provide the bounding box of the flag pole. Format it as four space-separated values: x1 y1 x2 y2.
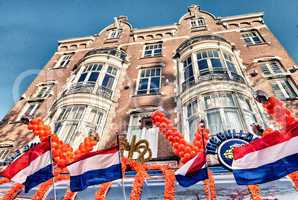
199 120 211 200
49 136 57 200
116 131 127 200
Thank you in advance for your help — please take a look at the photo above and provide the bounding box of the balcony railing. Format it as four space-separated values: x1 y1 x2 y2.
182 71 245 91
62 82 113 100
84 48 127 61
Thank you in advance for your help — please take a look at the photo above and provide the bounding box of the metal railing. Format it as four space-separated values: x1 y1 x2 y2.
84 48 127 61
62 82 113 100
182 71 245 91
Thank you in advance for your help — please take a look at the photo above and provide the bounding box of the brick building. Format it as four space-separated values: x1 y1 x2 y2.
0 5 297 199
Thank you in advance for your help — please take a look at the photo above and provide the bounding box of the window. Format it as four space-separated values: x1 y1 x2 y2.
190 18 206 28
223 52 237 73
84 108 103 135
204 93 243 135
260 60 285 76
137 67 161 95
144 43 162 57
18 102 41 121
127 113 158 158
54 54 73 68
241 30 264 45
34 83 54 98
238 96 256 133
102 66 117 89
197 50 223 75
78 63 102 84
271 79 298 99
183 56 195 85
186 99 199 140
108 29 122 39
0 149 10 161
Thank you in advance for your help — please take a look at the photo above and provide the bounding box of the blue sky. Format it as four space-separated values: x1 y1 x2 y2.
0 0 297 119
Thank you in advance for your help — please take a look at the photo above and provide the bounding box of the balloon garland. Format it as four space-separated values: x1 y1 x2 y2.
1 183 23 200
0 178 10 185
95 182 113 200
151 111 217 199
145 164 175 200
248 185 262 200
203 170 217 200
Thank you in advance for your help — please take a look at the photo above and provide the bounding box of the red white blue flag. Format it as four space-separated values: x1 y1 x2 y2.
67 147 122 192
232 121 298 185
175 153 208 187
0 140 53 192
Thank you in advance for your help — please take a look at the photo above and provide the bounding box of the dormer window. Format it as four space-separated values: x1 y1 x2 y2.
108 29 122 39
190 18 206 29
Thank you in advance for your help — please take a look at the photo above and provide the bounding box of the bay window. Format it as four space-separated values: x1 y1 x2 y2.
54 105 104 146
184 92 258 137
197 49 223 74
78 63 102 84
183 56 195 86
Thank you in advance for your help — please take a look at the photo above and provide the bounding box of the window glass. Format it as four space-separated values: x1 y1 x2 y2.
191 18 206 28
54 54 72 69
261 60 285 75
224 110 242 131
144 43 162 57
137 67 161 95
207 111 223 134
242 31 263 45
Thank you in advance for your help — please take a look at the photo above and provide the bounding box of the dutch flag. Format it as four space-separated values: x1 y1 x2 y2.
232 121 298 185
175 153 208 187
0 140 54 192
67 147 122 192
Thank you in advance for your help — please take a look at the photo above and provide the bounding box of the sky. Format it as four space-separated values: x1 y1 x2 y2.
0 0 297 119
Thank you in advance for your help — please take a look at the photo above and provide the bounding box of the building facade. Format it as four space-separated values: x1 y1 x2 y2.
0 5 297 199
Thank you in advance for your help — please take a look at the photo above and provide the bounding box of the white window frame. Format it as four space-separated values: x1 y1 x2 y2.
18 102 40 120
143 43 162 57
108 29 122 39
260 60 286 76
136 67 162 95
190 18 206 28
272 79 298 99
241 30 264 45
33 83 54 99
53 54 73 69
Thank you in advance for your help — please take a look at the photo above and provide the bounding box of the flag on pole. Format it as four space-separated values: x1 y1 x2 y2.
0 140 54 192
232 121 298 185
67 147 122 192
175 153 208 187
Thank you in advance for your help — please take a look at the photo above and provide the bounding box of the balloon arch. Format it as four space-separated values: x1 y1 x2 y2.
0 96 298 200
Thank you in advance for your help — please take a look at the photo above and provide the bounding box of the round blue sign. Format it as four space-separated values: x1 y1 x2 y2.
217 139 248 171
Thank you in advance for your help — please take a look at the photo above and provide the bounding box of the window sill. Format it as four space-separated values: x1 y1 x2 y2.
104 38 119 44
263 73 291 79
245 42 270 47
27 97 47 102
282 97 298 101
191 26 207 32
132 93 162 98
140 55 163 59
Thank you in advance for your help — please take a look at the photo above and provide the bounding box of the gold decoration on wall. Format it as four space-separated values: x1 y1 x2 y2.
120 135 152 163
